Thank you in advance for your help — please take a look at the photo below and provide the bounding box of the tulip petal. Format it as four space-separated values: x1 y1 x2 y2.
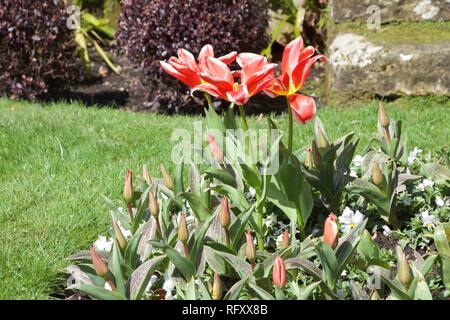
160 61 201 88
245 63 277 94
203 57 234 85
281 37 304 77
288 94 316 124
218 51 238 65
178 48 199 72
237 53 268 83
199 44 214 62
227 85 249 105
299 55 327 90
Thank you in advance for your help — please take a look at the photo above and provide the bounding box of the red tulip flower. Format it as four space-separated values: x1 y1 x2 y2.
195 53 277 105
272 256 287 289
160 44 237 88
266 37 327 124
323 213 339 249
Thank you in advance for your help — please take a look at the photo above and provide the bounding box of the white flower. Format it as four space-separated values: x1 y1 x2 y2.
421 210 438 229
163 277 176 300
163 276 176 293
407 147 422 166
435 196 445 207
382 225 392 236
423 179 434 188
94 236 113 252
338 207 365 234
352 155 364 167
416 179 434 192
349 170 358 178
277 221 289 229
264 213 277 228
248 187 256 198
145 275 158 293
403 196 412 206
104 281 113 291
276 233 284 247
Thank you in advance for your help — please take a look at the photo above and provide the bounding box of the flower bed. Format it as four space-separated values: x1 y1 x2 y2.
65 37 450 300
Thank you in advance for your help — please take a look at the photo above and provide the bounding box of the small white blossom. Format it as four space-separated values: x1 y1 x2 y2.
275 233 284 247
421 210 438 229
339 207 365 234
145 275 158 293
435 196 445 207
352 155 364 167
104 281 113 291
94 236 113 252
403 196 412 206
382 225 392 236
264 213 277 228
248 187 256 198
162 274 176 300
416 179 434 192
407 147 422 166
277 221 289 229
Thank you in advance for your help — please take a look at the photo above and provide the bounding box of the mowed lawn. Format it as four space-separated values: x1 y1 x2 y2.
0 97 449 299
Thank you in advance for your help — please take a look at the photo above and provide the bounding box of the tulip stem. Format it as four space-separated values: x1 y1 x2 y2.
127 202 133 220
286 98 293 153
182 242 190 257
224 228 230 246
257 207 264 250
204 93 213 108
238 104 249 132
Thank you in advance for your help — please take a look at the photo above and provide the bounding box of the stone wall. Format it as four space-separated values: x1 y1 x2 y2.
331 0 450 23
328 0 450 98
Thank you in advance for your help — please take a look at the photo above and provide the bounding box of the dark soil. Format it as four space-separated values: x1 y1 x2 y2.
374 232 428 258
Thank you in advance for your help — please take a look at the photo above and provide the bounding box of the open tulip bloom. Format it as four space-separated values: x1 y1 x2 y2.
160 37 327 152
159 44 237 89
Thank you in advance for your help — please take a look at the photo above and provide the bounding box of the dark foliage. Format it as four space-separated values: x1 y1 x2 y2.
0 0 80 100
117 0 270 113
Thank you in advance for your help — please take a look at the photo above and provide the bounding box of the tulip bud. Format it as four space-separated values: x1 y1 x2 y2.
160 163 173 190
112 218 127 251
207 133 224 163
178 213 189 244
311 140 321 167
143 165 152 185
371 162 384 188
89 245 108 277
149 191 159 218
323 213 339 249
245 231 256 263
219 197 231 229
304 147 314 170
378 102 390 128
123 170 133 203
315 125 330 149
281 229 289 249
211 272 223 300
396 246 413 287
272 256 287 289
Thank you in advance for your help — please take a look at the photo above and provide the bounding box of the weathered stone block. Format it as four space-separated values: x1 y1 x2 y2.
328 33 450 96
331 0 450 23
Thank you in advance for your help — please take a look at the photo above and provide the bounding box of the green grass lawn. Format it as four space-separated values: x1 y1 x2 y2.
0 96 449 299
